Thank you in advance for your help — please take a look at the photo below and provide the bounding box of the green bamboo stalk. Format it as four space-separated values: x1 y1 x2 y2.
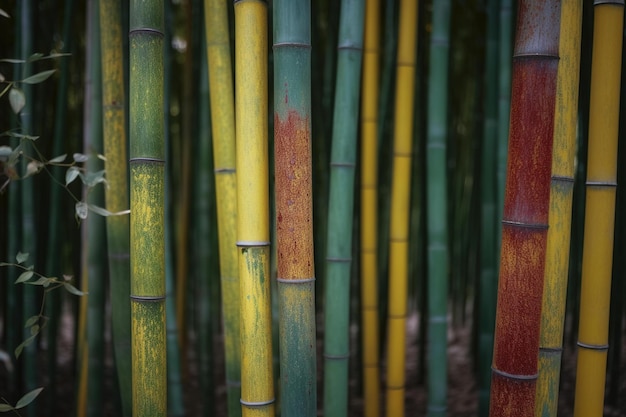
273 0 316 416
425 1 451 416
19 3 37 414
99 0 132 413
129 1 166 416
489 1 561 416
322 1 364 416
43 0 74 412
478 0 499 414
234 1 274 416
204 0 241 415
195 25 218 416
534 1 581 416
82 3 106 413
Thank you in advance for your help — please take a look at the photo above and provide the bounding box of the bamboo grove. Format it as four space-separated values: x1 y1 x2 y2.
2 1 626 417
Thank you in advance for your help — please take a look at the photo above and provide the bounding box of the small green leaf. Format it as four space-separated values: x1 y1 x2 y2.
48 153 67 164
16 252 29 264
26 53 45 63
28 277 49 286
75 201 88 219
9 87 25 114
64 282 86 296
14 333 37 358
0 58 25 64
84 169 107 187
0 8 10 18
24 315 39 328
15 270 34 284
0 146 12 160
0 404 15 412
65 166 81 185
30 325 39 336
3 131 39 141
73 153 88 162
21 69 56 84
14 387 43 409
88 204 130 217
24 160 43 178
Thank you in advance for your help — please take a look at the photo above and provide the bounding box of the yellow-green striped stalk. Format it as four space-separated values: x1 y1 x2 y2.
359 0 381 414
204 0 241 415
235 1 274 416
323 1 364 416
534 1 581 416
99 0 132 413
129 1 166 416
385 0 417 416
573 2 623 416
273 0 316 415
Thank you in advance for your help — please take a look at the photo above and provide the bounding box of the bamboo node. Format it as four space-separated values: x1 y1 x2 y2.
501 219 548 230
585 180 617 188
240 398 275 407
276 277 315 283
326 256 352 263
130 294 166 302
491 367 538 380
323 352 350 360
577 341 609 351
273 41 311 50
236 240 270 247
129 27 164 37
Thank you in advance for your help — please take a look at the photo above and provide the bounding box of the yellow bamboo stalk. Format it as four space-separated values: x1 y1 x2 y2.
573 2 623 417
534 1 581 416
235 1 274 416
360 0 381 415
386 1 418 416
204 0 241 415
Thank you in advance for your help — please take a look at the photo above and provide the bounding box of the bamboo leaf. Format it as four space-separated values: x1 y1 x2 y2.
65 166 81 185
75 201 89 219
73 153 88 162
14 387 44 409
16 251 29 263
88 204 130 217
24 315 39 328
9 87 25 114
15 270 34 283
0 404 15 412
48 153 67 164
24 160 43 178
0 8 10 18
0 58 25 63
84 169 107 187
26 53 45 63
0 146 12 160
64 282 86 296
29 325 40 336
21 69 56 84
14 333 37 358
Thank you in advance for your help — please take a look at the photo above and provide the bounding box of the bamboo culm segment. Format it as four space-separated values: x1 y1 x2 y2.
359 0 381 415
273 0 317 415
573 3 623 416
386 0 418 416
130 0 166 415
205 0 241 414
426 1 451 416
99 0 132 413
235 1 274 416
323 1 364 416
535 1 582 416
489 1 560 416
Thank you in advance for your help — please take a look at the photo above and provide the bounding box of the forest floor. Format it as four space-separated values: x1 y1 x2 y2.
4 304 626 416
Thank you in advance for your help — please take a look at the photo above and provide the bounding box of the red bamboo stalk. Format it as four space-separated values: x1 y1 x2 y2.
488 1 561 416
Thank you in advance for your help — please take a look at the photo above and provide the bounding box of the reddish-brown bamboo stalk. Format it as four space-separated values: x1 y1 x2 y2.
488 1 561 416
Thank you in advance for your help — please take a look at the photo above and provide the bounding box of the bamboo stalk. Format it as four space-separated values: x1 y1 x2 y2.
488 2 561 416
322 1 364 416
99 0 133 413
129 0 167 415
534 1 582 416
273 0 317 416
359 0 381 415
204 0 241 414
234 1 274 416
385 0 417 415
573 2 623 416
425 1 451 416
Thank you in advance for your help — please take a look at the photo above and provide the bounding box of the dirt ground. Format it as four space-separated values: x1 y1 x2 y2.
5 305 626 416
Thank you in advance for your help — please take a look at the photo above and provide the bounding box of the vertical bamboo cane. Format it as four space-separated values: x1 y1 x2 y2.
99 0 132 413
273 0 316 416
360 0 381 415
234 1 274 416
204 1 241 414
488 2 560 416
129 0 166 416
385 0 417 416
573 2 624 417
426 1 451 416
534 1 582 416
322 1 364 416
